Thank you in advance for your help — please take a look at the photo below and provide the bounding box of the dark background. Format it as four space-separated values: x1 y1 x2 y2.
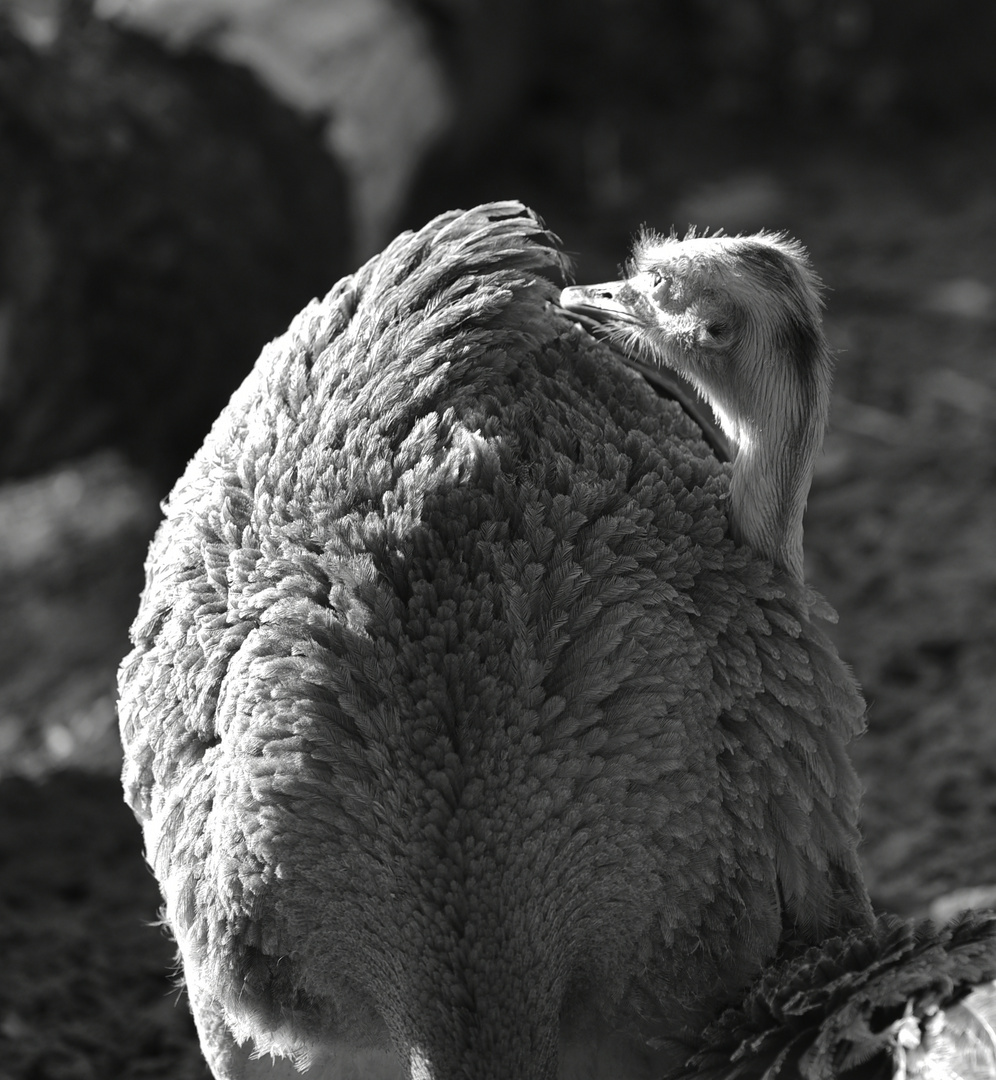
1 1 994 1075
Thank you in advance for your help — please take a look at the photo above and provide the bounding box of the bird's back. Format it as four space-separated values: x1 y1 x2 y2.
118 202 871 1079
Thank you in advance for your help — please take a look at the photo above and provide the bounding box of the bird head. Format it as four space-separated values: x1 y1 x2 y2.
560 229 831 457
560 229 834 582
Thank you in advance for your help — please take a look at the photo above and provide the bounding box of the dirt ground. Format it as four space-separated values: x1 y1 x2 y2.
1 114 995 1077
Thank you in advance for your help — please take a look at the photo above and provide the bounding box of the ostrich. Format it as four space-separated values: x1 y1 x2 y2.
560 230 831 584
118 202 875 1079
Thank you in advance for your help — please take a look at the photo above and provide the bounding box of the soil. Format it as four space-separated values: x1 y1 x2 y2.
1 110 995 1076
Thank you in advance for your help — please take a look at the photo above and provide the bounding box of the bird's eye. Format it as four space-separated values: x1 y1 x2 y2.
649 271 663 289
706 321 729 340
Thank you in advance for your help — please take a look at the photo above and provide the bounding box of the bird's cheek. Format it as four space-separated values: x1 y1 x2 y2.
612 289 645 319
649 282 673 308
617 279 652 308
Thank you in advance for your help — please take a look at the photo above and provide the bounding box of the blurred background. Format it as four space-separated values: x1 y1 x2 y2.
0 0 994 1075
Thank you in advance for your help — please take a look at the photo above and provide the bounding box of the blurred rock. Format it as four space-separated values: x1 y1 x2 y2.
0 1 350 485
96 0 455 254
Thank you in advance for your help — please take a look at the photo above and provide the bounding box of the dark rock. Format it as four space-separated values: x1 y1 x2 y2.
0 0 351 487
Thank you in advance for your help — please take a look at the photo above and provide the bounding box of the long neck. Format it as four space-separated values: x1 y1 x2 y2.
660 323 832 583
726 401 823 583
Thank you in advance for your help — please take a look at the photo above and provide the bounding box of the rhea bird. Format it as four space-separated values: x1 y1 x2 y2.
117 202 873 1080
560 229 833 584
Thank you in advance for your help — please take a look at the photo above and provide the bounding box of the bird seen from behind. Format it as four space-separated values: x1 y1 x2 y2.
118 202 876 1080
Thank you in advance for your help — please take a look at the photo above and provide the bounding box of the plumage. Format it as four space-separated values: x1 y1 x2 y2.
559 229 834 583
676 912 996 1080
118 201 871 1080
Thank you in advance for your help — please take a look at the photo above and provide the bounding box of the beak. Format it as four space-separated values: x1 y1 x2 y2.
559 282 640 324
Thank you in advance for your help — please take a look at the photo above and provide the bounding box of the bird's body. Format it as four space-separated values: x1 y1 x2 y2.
560 230 833 583
118 202 871 1079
